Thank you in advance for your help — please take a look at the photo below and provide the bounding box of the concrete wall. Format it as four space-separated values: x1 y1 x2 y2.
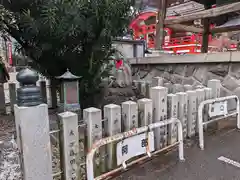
129 51 240 99
113 39 145 58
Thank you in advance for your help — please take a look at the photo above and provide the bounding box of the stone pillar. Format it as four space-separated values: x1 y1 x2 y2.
58 111 79 180
0 83 6 114
152 76 163 87
137 98 153 126
140 81 147 97
172 84 184 93
196 89 205 133
122 101 138 131
203 88 212 130
167 94 178 145
83 107 103 176
116 69 125 87
163 83 172 93
14 68 52 180
184 84 193 92
9 82 16 113
104 104 121 170
195 85 204 89
204 88 212 100
14 104 53 180
145 81 151 98
176 92 188 139
151 86 168 149
40 80 47 104
207 79 221 129
207 79 220 98
186 90 197 137
133 80 142 95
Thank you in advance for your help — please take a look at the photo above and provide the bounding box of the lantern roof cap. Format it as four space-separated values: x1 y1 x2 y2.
56 69 81 80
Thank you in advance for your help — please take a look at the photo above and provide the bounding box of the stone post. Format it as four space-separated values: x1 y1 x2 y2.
176 92 188 139
172 84 184 93
14 104 53 180
207 79 221 129
83 107 103 176
196 89 205 133
167 94 178 144
140 81 147 97
163 83 172 93
122 101 138 131
195 85 204 89
145 81 151 98
40 80 47 104
207 79 220 98
58 111 79 180
183 84 193 92
186 90 197 137
137 98 153 126
104 104 121 170
152 76 163 87
0 83 6 114
14 68 52 180
9 82 16 113
203 88 212 130
151 86 168 149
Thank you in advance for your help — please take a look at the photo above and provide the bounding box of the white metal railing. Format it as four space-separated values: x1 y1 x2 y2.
198 95 240 150
86 118 185 180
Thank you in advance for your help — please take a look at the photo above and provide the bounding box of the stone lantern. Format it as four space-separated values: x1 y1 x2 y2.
56 69 81 112
16 68 42 107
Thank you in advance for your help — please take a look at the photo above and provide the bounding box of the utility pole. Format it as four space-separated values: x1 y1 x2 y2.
155 0 167 50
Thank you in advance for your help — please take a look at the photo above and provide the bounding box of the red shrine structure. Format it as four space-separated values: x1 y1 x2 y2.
129 1 238 54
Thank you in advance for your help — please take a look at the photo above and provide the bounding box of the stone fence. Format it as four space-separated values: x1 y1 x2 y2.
14 76 228 180
129 51 240 110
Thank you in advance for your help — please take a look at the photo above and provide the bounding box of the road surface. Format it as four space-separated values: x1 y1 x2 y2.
113 127 240 180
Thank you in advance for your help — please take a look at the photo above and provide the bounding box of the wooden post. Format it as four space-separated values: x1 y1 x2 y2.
155 0 167 50
201 4 211 53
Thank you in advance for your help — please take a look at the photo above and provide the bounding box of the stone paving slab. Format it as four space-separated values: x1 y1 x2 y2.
113 128 240 180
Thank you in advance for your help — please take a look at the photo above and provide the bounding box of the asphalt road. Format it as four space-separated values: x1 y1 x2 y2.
113 128 240 180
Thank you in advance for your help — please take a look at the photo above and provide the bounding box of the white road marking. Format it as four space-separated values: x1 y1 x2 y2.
218 156 240 168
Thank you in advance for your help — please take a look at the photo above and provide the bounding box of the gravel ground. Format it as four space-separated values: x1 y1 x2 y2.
0 116 22 180
0 114 62 180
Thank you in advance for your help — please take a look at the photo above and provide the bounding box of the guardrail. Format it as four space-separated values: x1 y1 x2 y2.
197 95 240 150
86 118 184 180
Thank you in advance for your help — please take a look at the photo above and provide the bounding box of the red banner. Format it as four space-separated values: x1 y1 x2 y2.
8 42 12 66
